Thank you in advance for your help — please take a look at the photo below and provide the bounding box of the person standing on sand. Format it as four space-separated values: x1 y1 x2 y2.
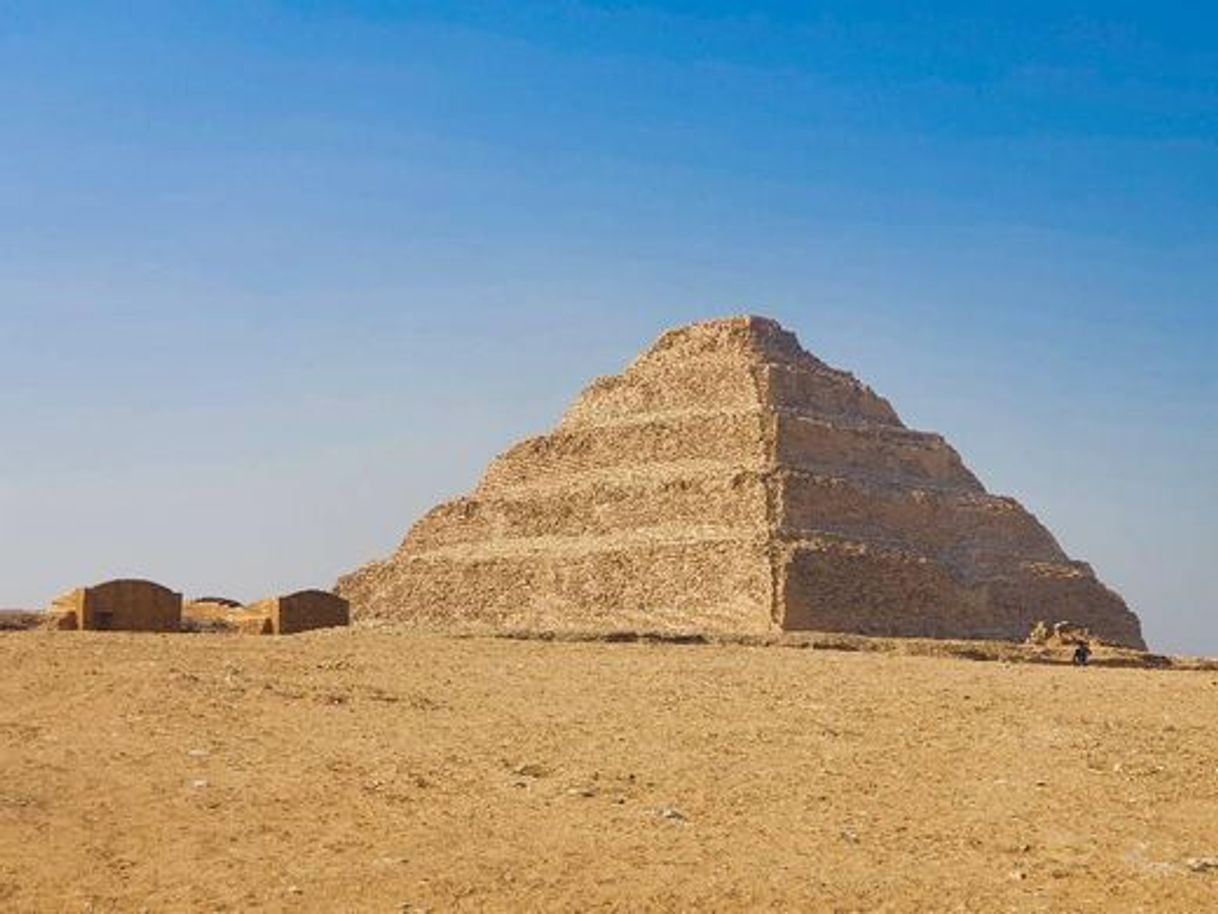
1072 642 1091 666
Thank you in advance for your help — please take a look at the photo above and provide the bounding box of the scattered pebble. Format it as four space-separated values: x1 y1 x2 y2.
190 779 208 789
512 763 548 779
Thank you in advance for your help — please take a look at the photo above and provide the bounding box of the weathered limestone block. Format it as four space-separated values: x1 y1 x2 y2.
338 316 1146 648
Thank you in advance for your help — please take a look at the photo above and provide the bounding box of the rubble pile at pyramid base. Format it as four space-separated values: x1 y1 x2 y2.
338 316 1145 649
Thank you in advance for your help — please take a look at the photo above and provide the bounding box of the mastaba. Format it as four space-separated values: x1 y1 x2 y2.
337 316 1146 648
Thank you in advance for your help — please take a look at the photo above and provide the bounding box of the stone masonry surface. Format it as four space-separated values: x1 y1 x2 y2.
337 316 1145 648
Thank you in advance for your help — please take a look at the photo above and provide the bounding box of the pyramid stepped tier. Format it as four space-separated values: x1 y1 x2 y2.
336 535 775 633
775 471 1065 576
409 468 1045 570
477 411 769 491
561 323 902 429
338 316 1145 648
773 415 982 493
480 413 977 493
408 466 769 551
775 540 1138 644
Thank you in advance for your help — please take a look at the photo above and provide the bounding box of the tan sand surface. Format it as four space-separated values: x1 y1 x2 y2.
2 629 1216 912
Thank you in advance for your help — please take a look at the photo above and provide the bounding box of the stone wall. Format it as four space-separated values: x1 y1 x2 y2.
243 590 350 635
51 580 182 632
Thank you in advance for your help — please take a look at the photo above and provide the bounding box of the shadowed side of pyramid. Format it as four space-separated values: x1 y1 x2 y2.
337 316 1145 648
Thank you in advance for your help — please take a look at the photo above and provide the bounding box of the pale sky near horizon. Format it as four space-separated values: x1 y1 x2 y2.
1 2 1214 653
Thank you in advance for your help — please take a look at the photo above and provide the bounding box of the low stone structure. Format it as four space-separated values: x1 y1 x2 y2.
242 590 350 635
50 579 182 632
338 315 1146 648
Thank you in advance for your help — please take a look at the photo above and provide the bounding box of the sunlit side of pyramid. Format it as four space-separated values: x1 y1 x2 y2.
337 317 1145 648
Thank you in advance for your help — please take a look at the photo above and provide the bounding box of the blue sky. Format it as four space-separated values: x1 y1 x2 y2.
1 2 1214 653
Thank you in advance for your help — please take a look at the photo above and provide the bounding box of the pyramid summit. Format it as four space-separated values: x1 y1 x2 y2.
338 316 1145 648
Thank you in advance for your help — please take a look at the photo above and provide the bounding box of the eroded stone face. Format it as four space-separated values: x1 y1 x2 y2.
337 316 1146 648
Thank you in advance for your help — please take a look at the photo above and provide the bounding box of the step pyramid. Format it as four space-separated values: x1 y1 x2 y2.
337 316 1145 648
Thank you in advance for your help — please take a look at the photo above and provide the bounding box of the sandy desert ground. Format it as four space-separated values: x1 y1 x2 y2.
2 628 1217 913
